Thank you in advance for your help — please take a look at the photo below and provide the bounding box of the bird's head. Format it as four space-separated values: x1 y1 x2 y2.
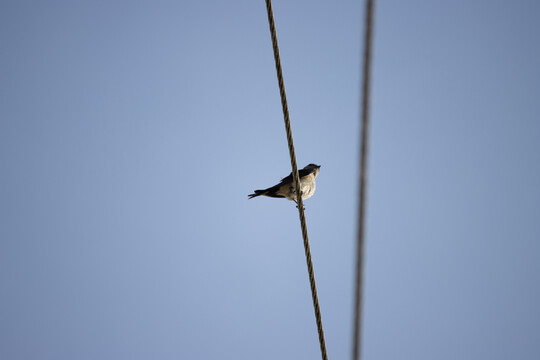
304 163 321 177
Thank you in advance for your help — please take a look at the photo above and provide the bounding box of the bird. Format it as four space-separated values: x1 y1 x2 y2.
248 164 321 203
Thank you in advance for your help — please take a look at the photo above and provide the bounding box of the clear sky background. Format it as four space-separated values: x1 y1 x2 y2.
1 1 539 359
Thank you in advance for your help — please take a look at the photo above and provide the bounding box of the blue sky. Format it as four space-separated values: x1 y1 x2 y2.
1 1 539 359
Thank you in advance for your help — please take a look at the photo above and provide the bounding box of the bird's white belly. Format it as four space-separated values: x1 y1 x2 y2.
285 177 316 201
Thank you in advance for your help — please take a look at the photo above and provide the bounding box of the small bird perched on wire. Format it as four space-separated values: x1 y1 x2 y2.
248 163 321 203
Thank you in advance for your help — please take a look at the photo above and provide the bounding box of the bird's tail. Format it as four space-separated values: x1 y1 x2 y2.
248 185 285 200
248 190 266 199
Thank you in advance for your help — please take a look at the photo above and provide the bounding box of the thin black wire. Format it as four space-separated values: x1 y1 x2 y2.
353 1 375 360
264 1 328 359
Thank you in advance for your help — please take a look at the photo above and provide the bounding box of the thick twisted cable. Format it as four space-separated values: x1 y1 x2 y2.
264 1 328 359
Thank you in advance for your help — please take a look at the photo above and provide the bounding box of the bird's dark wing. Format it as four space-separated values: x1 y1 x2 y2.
279 172 293 185
279 167 313 185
